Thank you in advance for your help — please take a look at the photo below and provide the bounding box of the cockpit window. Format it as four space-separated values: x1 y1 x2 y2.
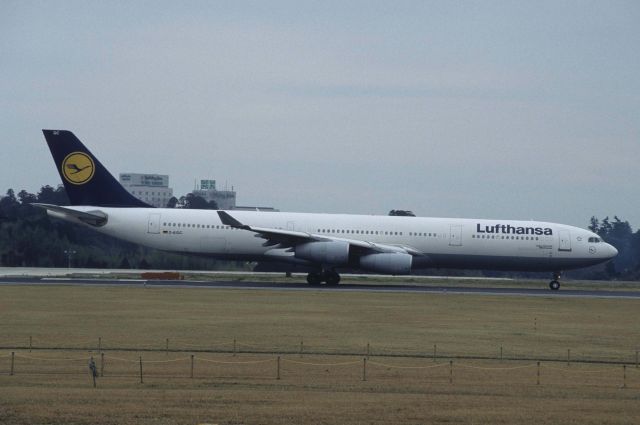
588 237 602 243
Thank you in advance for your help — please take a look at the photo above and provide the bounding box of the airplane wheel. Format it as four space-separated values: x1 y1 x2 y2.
325 271 341 286
307 273 322 285
549 280 560 291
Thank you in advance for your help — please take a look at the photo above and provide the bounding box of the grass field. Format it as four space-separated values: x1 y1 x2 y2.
1 282 640 424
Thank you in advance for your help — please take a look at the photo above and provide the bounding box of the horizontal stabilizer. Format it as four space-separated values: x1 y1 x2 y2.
33 203 108 227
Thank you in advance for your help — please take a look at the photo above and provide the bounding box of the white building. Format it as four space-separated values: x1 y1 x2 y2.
119 173 173 208
192 179 236 210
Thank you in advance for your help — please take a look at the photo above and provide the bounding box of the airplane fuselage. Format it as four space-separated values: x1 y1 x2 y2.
59 206 616 272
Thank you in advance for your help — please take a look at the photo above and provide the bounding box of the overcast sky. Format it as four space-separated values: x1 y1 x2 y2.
2 1 639 227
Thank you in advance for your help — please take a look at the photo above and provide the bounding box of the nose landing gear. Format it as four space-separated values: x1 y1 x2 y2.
549 271 561 290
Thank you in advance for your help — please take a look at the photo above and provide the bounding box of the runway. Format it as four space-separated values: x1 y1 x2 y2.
1 276 639 299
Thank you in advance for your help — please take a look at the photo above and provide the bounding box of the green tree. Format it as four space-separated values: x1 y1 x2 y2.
183 193 217 209
588 216 599 233
0 189 19 221
166 196 178 208
37 185 69 205
17 190 37 204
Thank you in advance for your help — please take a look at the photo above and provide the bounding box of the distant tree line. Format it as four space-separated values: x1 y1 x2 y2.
168 193 218 210
582 216 640 280
1 185 638 280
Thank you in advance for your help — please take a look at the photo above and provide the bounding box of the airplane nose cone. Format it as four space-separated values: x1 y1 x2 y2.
608 244 618 259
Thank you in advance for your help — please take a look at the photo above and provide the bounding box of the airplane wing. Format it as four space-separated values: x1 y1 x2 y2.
33 203 108 227
217 211 423 256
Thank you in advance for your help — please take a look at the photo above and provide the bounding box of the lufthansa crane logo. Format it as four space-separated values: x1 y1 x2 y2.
62 152 95 185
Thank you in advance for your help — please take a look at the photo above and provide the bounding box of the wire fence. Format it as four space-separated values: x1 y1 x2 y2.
1 346 639 389
2 337 639 366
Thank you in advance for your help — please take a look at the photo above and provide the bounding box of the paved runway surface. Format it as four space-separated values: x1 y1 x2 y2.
1 276 639 299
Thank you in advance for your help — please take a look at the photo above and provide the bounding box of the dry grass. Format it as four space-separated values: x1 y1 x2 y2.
1 283 640 424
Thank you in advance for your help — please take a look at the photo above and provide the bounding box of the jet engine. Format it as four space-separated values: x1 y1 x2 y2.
295 241 350 265
359 253 412 274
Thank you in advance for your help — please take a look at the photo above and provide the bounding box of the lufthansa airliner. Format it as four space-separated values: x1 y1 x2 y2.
35 130 618 290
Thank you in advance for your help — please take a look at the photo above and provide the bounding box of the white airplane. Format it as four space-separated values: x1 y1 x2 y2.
35 130 618 290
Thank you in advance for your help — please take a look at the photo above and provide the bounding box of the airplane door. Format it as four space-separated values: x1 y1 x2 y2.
449 225 462 246
558 230 571 251
147 213 160 234
286 221 295 231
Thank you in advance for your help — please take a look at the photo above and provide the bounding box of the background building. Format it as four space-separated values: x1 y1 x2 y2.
192 179 236 210
119 173 173 208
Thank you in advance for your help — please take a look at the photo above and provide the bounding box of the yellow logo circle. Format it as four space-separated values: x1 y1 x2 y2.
62 152 95 185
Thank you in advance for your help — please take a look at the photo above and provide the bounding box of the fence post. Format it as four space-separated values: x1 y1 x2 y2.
10 352 14 376
567 349 571 366
534 317 537 332
233 338 237 357
537 361 540 385
98 337 101 353
449 360 453 384
366 342 370 359
636 350 638 368
29 336 32 352
500 345 503 361
190 355 194 379
433 344 437 362
100 352 104 377
90 356 97 388
166 338 169 356
277 356 281 380
362 358 367 381
299 338 304 358
623 365 627 389
139 356 143 384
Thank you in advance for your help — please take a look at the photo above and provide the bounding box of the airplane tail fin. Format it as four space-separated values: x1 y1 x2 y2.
42 130 152 207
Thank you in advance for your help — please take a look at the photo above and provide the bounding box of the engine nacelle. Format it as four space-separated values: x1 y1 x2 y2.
359 253 412 275
295 241 350 265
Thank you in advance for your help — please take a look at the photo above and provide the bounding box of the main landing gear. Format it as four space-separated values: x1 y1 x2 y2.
549 271 561 291
307 270 341 286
